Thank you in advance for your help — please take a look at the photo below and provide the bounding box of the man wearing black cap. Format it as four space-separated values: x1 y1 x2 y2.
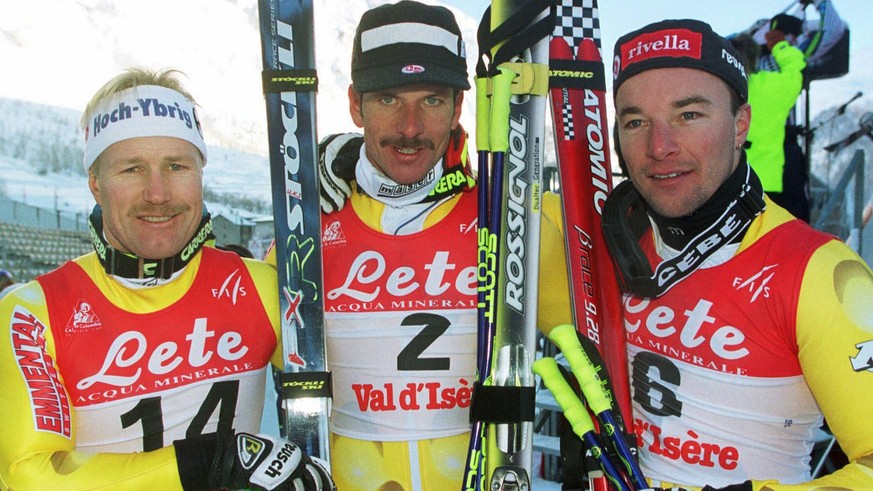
272 2 570 489
299 1 570 490
597 18 873 490
315 2 476 489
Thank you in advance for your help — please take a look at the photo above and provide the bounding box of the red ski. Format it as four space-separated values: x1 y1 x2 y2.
548 0 634 488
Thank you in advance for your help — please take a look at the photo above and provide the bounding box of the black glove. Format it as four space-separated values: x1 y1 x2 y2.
175 432 336 491
702 482 753 491
318 132 363 214
647 482 752 491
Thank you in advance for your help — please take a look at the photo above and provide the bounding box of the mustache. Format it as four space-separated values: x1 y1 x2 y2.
128 203 192 217
380 137 435 150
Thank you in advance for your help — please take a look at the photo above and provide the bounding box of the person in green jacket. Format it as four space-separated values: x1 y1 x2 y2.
732 16 807 220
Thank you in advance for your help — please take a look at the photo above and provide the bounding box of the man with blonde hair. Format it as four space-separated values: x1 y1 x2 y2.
0 67 334 491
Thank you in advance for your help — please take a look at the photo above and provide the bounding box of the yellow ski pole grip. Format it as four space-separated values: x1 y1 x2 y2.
533 357 635 491
488 66 516 153
548 324 612 414
531 357 594 437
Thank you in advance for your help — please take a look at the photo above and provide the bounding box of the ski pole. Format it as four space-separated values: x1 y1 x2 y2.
464 11 499 488
532 357 632 491
549 324 648 490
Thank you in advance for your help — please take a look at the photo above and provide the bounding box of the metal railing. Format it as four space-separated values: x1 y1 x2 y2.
812 149 868 256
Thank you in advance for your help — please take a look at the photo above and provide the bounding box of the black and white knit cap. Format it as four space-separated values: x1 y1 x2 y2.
612 19 749 103
351 0 470 93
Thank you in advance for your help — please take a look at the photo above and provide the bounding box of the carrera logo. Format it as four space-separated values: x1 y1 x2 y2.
212 269 247 305
401 64 425 74
621 28 703 67
430 168 474 197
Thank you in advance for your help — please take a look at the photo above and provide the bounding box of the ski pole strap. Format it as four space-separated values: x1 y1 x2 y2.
475 76 491 153
484 10 552 98
488 4 553 71
279 370 332 399
468 382 536 424
262 68 318 93
495 62 550 97
477 0 552 60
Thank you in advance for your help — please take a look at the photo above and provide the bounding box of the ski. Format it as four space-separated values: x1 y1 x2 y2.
548 0 634 487
465 1 553 489
256 0 330 463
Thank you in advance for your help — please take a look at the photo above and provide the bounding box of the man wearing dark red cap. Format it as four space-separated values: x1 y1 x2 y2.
597 18 873 490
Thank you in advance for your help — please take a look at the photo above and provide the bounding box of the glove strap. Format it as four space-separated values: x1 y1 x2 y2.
174 433 221 491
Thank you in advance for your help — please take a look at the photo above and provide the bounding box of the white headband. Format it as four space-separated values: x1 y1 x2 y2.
361 22 464 57
83 85 207 170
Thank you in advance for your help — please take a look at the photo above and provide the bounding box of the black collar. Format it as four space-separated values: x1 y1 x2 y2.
601 160 766 298
88 205 215 280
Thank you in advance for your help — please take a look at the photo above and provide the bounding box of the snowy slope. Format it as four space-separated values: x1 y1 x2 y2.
0 0 480 157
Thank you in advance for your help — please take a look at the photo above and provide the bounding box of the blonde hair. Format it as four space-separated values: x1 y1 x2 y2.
80 67 197 131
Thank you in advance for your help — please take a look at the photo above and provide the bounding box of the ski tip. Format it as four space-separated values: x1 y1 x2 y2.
577 38 602 62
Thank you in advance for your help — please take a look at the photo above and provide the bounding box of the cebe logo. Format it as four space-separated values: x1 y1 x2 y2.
402 64 426 74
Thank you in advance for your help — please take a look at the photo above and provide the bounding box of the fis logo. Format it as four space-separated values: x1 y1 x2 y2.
459 218 477 235
732 264 777 303
212 269 247 305
237 434 267 470
851 340 873 373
